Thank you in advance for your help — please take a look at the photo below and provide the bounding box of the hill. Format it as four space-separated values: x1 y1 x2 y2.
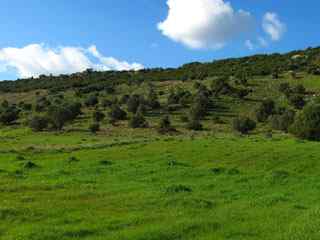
1 46 320 239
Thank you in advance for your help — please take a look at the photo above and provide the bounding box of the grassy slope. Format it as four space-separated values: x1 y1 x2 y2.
1 74 320 239
1 131 320 240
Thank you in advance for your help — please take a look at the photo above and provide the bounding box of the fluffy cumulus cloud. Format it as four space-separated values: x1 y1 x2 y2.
262 12 286 41
0 44 144 78
158 0 254 50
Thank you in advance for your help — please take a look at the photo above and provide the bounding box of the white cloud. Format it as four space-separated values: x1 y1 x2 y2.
245 40 254 50
87 46 144 72
262 12 286 41
158 0 254 50
0 44 144 78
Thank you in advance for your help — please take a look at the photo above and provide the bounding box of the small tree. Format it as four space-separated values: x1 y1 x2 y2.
293 84 306 95
85 95 99 107
290 103 320 140
0 107 19 125
29 115 49 132
233 116 256 134
187 117 203 131
289 94 305 109
108 104 127 123
1 100 9 109
47 105 73 131
89 122 100 134
256 99 275 122
279 83 291 97
127 95 141 113
147 89 161 110
93 110 105 122
128 108 148 128
158 115 176 134
270 110 295 132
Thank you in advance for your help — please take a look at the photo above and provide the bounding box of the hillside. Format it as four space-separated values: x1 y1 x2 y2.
1 46 320 239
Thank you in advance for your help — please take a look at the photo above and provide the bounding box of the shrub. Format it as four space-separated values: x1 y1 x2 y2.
290 103 320 140
256 99 275 122
211 76 231 96
101 99 112 108
288 94 305 109
187 118 203 131
21 103 32 111
29 115 49 132
66 102 82 119
1 100 9 109
108 104 127 122
92 110 105 122
47 105 73 131
128 109 148 128
189 93 211 120
158 115 176 134
127 95 143 113
120 94 130 104
279 83 291 96
147 89 161 109
89 122 100 134
35 97 51 112
84 95 99 107
270 110 295 132
293 84 306 95
0 107 19 125
233 116 256 134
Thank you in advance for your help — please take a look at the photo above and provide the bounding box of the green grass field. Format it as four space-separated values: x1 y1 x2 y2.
1 128 320 240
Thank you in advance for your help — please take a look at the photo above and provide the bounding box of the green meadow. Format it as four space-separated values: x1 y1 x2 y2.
1 128 320 239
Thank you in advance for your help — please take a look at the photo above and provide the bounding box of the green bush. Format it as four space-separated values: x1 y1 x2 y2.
108 104 127 122
233 116 256 134
290 103 320 140
158 115 176 134
89 122 100 134
288 94 305 109
84 95 99 107
93 110 105 122
0 107 20 125
128 110 148 128
270 110 295 132
256 99 275 122
29 115 49 132
187 118 203 131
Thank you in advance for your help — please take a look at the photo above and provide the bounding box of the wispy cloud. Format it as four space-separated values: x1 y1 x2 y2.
263 12 286 41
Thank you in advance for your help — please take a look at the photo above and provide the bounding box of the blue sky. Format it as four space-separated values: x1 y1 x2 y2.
0 0 319 80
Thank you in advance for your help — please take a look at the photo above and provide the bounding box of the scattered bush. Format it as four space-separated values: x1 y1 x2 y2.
270 110 295 132
127 95 140 113
290 103 320 140
84 95 99 107
47 105 74 131
128 109 148 128
0 107 20 125
158 115 176 134
233 116 256 134
89 122 100 134
108 104 127 122
288 94 305 109
256 99 275 122
29 115 49 132
92 110 105 122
